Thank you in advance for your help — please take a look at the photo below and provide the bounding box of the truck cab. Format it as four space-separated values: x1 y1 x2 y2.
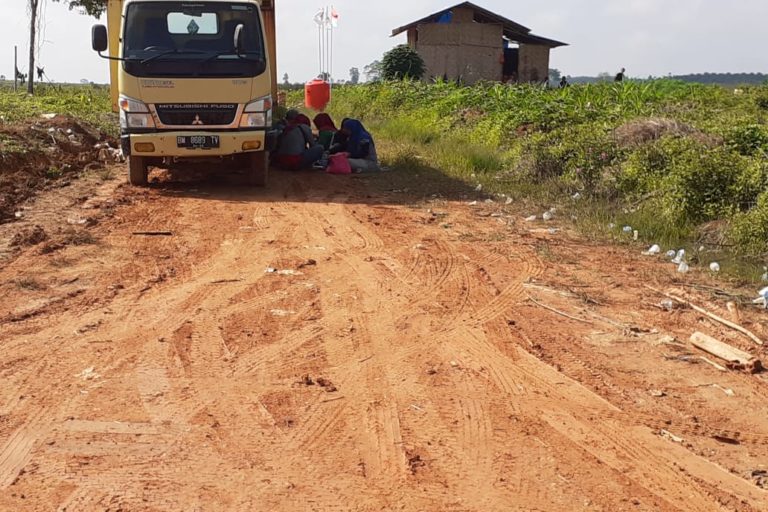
92 0 278 186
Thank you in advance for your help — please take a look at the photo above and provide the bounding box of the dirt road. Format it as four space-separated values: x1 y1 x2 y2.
1 168 768 511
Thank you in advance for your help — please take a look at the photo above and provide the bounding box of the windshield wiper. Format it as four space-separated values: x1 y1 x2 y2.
140 48 207 65
194 50 263 75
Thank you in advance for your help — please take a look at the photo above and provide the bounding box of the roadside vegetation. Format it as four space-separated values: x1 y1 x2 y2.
287 80 768 281
0 82 114 135
2 80 767 279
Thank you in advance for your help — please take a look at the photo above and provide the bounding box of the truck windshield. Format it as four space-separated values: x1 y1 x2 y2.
123 2 266 78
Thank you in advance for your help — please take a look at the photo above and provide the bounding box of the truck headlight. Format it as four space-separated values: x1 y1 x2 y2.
240 95 272 128
118 95 155 129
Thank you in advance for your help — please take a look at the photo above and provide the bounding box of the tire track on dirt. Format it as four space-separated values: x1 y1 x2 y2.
457 320 767 509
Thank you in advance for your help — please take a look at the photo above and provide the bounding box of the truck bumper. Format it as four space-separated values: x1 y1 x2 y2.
121 129 278 157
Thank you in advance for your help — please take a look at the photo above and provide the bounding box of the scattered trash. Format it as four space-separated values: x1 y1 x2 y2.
677 261 690 274
505 197 513 205
484 198 495 204
649 389 667 398
449 361 460 368
265 268 303 276
622 226 633 234
77 367 99 381
709 262 721 273
542 211 554 222
671 250 686 265
475 184 483 192
660 429 684 444
643 245 661 256
14 211 24 219
41 113 57 120
753 287 768 309
547 228 559 235
665 250 677 259
713 384 735 397
633 230 639 241
660 299 677 311
467 201 478 206
524 215 537 222
572 192 582 200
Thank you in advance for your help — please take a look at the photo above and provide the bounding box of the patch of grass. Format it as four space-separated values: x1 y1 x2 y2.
284 80 768 281
0 82 114 135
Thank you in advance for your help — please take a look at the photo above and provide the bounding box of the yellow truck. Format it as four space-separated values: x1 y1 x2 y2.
92 0 278 186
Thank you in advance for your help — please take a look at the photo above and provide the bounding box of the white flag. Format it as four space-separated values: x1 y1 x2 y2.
313 8 324 26
331 6 339 28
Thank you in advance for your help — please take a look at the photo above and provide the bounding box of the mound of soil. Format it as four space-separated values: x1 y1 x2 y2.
614 118 695 146
0 115 116 223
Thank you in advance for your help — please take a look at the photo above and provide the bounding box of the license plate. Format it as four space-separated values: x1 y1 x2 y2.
177 135 220 149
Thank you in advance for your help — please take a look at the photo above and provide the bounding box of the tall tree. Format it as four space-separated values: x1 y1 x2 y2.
363 60 382 82
349 67 360 85
27 0 40 94
381 45 425 81
54 0 107 17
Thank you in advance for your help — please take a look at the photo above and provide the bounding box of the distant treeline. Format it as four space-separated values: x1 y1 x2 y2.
570 73 768 86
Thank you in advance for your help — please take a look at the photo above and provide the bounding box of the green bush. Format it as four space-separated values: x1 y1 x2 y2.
729 191 768 255
381 45 426 81
660 145 752 223
726 124 768 156
616 136 697 198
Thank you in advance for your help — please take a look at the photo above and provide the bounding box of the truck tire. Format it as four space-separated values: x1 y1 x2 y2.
248 151 269 187
128 156 149 186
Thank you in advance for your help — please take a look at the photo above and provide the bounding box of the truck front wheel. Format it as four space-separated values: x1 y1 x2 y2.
128 156 149 186
248 151 269 187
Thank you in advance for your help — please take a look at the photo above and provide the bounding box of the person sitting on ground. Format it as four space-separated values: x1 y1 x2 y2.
329 119 380 173
559 76 569 88
273 110 324 171
615 68 626 82
313 113 338 150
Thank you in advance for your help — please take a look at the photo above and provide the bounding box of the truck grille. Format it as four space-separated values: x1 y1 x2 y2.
154 103 238 126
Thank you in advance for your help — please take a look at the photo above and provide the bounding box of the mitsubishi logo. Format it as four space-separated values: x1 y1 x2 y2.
192 114 204 125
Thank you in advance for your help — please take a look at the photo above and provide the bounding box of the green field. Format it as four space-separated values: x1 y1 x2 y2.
0 82 115 135
286 80 768 280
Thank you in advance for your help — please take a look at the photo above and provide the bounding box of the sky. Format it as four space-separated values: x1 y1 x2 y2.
1 0 767 84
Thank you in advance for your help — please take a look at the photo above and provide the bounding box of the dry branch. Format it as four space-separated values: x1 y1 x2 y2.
645 286 763 346
527 295 593 325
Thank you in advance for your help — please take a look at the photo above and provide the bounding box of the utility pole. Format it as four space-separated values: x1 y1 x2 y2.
14 45 18 92
28 0 39 95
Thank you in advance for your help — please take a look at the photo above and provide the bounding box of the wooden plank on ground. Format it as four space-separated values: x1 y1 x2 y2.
690 332 763 374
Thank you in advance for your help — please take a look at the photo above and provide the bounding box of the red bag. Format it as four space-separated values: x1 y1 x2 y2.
326 152 352 175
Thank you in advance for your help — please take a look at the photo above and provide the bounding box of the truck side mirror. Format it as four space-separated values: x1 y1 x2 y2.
233 24 245 54
92 24 108 53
